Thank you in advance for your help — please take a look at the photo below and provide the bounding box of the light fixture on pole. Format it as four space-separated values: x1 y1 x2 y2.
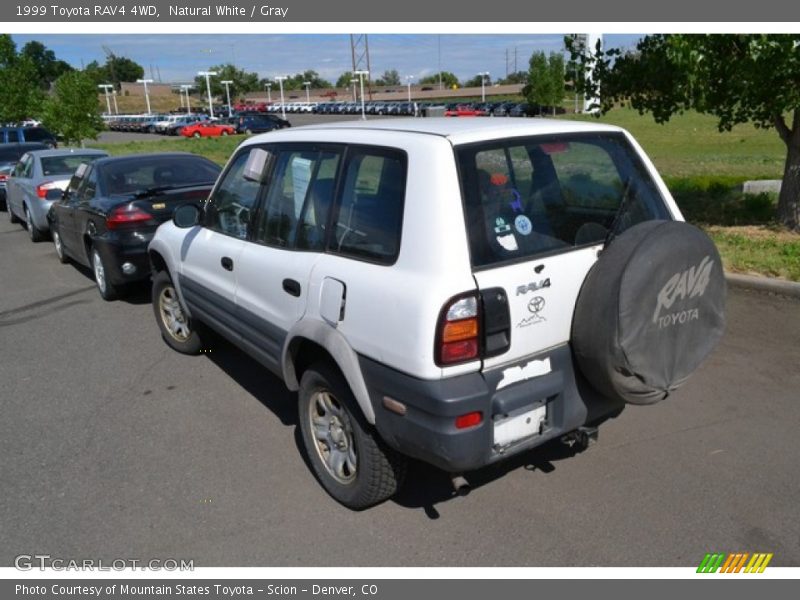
98 84 113 115
478 71 489 103
274 76 288 119
221 80 234 117
303 81 311 103
405 76 414 103
197 71 218 118
180 85 194 115
111 89 119 115
264 82 272 103
353 70 369 120
136 78 154 115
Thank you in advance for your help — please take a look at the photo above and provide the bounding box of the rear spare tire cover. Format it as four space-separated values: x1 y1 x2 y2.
572 220 726 404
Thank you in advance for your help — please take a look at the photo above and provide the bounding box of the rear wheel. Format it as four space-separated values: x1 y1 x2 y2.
8 202 19 224
52 226 67 263
152 270 205 354
193 131 202 139
25 207 44 242
298 362 406 510
221 129 229 136
91 247 120 301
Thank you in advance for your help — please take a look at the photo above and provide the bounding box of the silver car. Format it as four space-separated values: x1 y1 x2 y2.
6 148 108 242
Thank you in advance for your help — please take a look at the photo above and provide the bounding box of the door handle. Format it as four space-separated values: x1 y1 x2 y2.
220 256 234 271
282 278 301 297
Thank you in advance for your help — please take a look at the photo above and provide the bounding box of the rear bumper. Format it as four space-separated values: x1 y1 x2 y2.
360 345 624 472
93 232 155 285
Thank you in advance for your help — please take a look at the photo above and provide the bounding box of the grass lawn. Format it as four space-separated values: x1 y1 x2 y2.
705 226 800 281
93 135 242 166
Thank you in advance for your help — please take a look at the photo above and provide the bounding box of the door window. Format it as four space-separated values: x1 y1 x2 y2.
254 147 341 250
204 148 264 240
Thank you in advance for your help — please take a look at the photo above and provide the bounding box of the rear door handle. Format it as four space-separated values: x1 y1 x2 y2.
220 256 234 271
282 278 301 297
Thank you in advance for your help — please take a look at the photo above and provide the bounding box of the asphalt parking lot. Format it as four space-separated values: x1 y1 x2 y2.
1 210 799 567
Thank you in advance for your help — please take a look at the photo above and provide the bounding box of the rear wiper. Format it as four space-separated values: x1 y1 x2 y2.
603 177 635 248
132 182 214 198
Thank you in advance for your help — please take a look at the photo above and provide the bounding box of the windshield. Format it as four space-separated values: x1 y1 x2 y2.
41 155 104 177
455 132 671 269
100 156 221 196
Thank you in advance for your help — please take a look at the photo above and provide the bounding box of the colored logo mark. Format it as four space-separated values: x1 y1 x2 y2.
697 552 773 573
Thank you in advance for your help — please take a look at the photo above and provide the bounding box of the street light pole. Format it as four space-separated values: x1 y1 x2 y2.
136 78 153 115
265 83 272 103
350 79 357 103
406 76 413 103
198 71 218 118
98 84 113 115
111 90 119 115
221 80 233 117
354 70 369 120
180 85 193 115
478 71 489 103
275 76 288 120
303 81 311 104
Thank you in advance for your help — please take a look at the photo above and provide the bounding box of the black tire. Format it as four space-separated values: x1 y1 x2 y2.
152 270 205 354
8 201 19 224
221 129 229 136
192 131 201 139
51 225 68 263
25 207 45 242
572 220 726 405
90 247 120 301
298 362 406 510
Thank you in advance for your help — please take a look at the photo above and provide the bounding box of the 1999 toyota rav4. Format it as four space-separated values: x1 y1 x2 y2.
148 119 726 509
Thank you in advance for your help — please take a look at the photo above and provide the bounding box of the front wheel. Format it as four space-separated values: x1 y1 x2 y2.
298 362 406 510
221 129 229 136
152 270 205 354
193 131 202 139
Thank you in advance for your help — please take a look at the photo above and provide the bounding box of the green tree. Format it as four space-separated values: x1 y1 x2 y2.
419 71 460 89
42 71 104 145
0 34 16 67
107 54 144 84
194 63 260 99
374 69 401 86
497 71 527 85
335 71 354 88
21 40 73 89
566 34 800 230
463 73 492 88
0 57 45 123
524 51 565 113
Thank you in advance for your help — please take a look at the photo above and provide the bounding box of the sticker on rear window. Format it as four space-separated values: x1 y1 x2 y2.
493 217 511 234
514 215 532 236
496 233 518 251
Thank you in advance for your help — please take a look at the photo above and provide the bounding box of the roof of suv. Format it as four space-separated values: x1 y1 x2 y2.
250 117 625 146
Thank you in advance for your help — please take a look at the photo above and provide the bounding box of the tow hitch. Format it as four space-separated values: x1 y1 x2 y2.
560 426 598 452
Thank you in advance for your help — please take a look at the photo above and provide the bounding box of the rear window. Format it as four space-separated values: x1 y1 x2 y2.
41 154 103 176
22 128 53 142
100 156 221 196
456 132 671 268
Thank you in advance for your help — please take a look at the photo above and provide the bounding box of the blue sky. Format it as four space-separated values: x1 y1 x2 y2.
9 34 642 84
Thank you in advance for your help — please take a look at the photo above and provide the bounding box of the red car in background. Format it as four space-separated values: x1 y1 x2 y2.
180 121 236 138
445 104 481 117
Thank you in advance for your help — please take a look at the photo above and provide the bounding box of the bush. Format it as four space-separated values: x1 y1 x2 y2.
668 176 778 226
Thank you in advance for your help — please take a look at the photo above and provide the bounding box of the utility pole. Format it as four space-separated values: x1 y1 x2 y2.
198 71 218 118
98 84 113 115
136 78 153 115
221 80 233 117
275 76 288 119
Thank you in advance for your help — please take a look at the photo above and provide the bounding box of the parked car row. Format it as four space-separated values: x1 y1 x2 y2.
104 114 211 135
0 119 726 513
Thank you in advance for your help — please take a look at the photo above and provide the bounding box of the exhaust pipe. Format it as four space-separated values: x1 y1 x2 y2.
450 474 471 496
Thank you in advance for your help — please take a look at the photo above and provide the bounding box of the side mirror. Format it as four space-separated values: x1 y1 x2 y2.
173 203 202 228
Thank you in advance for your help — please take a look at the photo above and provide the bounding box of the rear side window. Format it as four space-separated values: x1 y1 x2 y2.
41 154 103 176
329 148 406 264
7 130 20 143
456 133 670 268
23 128 51 142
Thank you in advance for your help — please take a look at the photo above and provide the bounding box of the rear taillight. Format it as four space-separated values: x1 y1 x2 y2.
106 205 154 229
0 174 8 182
36 181 61 199
437 294 481 366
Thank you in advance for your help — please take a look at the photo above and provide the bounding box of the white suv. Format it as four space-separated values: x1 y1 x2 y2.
148 118 726 509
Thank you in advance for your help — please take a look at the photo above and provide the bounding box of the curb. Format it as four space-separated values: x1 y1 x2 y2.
725 272 800 298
